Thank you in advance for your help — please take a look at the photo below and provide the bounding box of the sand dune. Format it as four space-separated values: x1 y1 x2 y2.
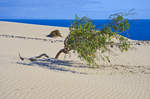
0 21 150 99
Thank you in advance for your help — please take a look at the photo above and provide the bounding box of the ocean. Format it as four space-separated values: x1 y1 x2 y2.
0 19 150 40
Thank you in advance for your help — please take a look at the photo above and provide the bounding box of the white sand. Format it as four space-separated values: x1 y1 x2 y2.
0 21 150 99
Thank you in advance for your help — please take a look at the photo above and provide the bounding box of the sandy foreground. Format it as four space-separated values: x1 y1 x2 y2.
0 21 150 99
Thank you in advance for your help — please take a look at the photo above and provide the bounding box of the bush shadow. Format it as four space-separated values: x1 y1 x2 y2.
17 57 88 75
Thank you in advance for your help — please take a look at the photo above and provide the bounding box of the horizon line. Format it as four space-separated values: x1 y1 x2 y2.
0 18 150 20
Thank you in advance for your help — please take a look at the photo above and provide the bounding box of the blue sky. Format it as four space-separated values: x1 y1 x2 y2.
0 0 150 19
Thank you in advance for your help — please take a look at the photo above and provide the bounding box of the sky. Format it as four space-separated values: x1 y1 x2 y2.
0 0 150 19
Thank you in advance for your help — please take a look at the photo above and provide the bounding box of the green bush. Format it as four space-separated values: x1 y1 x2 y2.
55 15 130 67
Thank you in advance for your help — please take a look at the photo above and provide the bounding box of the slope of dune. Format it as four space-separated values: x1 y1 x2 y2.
0 21 150 99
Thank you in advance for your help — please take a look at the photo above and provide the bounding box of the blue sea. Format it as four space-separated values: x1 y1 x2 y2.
0 19 150 40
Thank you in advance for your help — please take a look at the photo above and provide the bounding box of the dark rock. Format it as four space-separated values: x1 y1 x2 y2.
136 42 141 45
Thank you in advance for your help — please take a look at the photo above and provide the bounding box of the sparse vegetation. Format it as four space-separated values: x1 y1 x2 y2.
55 14 130 67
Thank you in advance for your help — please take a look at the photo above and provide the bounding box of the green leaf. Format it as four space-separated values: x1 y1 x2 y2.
117 15 123 21
126 23 130 28
112 25 118 32
124 19 129 24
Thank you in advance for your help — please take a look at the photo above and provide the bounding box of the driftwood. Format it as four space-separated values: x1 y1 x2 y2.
55 35 70 59
19 53 49 61
55 48 70 59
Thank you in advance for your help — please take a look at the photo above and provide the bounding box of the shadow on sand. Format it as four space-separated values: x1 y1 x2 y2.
17 57 88 75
